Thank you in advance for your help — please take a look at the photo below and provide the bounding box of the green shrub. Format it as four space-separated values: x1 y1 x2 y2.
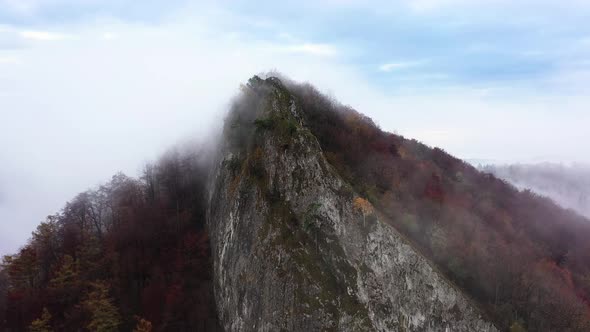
254 118 274 132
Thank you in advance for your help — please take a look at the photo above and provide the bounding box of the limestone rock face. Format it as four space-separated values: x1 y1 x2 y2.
207 77 497 332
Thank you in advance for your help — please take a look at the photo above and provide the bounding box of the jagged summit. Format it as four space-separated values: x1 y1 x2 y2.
209 75 590 331
208 75 497 331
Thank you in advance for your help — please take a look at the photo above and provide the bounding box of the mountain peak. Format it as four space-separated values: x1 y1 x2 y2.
208 77 497 331
3 75 590 331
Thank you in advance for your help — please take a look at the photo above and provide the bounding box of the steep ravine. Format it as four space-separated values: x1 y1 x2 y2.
207 77 497 331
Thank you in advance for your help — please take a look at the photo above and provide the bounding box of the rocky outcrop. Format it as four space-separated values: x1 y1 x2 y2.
207 76 497 331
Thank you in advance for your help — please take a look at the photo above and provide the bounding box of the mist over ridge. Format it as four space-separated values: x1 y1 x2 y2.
482 163 590 219
3 0 590 258
2 2 590 330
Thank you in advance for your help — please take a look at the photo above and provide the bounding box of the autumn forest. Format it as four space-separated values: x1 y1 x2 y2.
2 77 590 331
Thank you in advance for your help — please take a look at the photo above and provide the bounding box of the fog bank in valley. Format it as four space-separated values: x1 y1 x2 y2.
483 163 590 219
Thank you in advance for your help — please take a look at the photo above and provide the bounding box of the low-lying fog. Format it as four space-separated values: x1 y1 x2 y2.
483 163 590 219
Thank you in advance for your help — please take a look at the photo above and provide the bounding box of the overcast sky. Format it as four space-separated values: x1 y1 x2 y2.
1 0 590 255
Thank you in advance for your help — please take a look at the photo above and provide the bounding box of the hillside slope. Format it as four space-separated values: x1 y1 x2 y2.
283 77 590 331
208 76 496 331
0 155 222 331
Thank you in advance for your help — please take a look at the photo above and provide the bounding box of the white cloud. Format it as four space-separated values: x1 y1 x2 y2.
404 129 454 145
20 30 70 41
0 17 346 255
101 32 117 40
405 0 525 12
277 43 338 57
379 61 423 72
0 0 40 15
0 56 22 64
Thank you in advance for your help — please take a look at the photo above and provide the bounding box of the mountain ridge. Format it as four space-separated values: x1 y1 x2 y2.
2 74 590 331
208 75 496 331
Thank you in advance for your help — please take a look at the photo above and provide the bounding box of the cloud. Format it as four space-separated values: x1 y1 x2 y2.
403 0 590 12
277 32 295 41
101 32 117 40
276 43 337 57
1 0 590 258
379 61 424 72
0 0 39 15
19 30 70 41
0 17 348 255
0 56 21 64
403 129 454 146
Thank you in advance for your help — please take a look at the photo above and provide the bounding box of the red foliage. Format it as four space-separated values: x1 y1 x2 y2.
0 156 220 331
291 81 590 331
423 173 445 203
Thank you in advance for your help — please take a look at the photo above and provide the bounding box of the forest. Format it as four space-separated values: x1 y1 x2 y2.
285 79 590 331
2 75 590 331
0 148 221 331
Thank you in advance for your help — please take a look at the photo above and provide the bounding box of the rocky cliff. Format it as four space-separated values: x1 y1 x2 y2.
207 76 497 331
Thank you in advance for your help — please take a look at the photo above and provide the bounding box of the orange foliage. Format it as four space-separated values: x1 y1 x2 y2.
353 197 373 216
